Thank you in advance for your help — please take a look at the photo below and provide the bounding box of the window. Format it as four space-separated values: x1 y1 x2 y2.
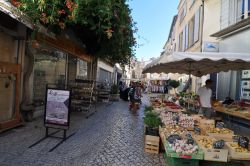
184 25 189 50
190 0 195 8
188 16 195 47
194 8 200 42
229 0 250 25
179 31 183 51
236 0 245 21
179 1 187 23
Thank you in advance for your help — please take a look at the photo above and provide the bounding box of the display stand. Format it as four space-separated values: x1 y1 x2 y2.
96 81 111 104
29 85 75 152
29 125 75 152
70 80 97 118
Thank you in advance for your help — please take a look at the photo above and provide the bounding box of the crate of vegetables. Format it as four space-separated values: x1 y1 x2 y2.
194 135 228 162
226 142 250 160
165 139 204 160
206 128 234 141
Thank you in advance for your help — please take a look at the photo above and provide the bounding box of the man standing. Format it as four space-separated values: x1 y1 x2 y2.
197 79 213 118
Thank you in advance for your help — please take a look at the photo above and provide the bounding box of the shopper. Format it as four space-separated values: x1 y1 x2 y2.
197 79 214 118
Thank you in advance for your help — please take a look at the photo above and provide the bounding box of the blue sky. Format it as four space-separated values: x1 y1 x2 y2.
128 0 179 61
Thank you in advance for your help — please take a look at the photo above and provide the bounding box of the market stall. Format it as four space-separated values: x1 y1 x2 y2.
143 95 250 166
142 52 250 165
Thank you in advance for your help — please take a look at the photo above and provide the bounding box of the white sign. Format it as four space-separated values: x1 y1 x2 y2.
45 89 70 126
203 42 219 52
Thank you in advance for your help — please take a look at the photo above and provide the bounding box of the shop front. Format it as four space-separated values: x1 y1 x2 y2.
96 59 114 84
25 33 92 117
0 11 28 131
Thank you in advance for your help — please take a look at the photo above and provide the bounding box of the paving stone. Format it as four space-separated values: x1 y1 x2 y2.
0 97 165 166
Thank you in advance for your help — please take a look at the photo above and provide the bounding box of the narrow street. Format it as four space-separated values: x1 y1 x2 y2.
0 99 165 166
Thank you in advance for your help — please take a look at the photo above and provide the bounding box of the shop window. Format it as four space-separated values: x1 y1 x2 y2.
33 46 67 105
77 59 88 79
99 68 112 84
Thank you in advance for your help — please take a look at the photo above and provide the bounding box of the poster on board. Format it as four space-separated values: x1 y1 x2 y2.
45 88 70 126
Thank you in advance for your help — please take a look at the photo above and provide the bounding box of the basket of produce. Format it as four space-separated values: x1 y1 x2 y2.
226 142 250 160
165 136 204 160
194 135 228 162
206 127 234 141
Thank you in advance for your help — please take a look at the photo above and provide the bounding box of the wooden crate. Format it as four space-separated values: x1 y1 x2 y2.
199 119 215 126
144 135 160 154
207 130 234 142
226 142 250 160
194 135 228 162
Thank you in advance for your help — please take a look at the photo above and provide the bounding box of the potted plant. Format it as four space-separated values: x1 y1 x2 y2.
169 79 180 94
109 84 120 101
144 111 161 136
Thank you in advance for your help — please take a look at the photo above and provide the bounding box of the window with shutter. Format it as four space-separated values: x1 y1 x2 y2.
194 8 200 42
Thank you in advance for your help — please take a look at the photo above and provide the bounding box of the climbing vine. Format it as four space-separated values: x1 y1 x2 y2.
10 0 137 65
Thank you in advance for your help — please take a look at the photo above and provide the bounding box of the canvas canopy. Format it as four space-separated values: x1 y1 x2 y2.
143 52 250 77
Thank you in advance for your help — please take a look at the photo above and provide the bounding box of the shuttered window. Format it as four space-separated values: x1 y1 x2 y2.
194 8 200 42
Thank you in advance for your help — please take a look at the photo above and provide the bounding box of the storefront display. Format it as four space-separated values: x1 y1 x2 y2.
32 45 67 105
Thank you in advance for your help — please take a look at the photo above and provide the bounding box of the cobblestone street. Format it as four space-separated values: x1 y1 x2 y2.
0 99 165 166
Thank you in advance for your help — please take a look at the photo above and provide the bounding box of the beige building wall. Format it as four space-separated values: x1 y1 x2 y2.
172 0 220 92
176 0 202 52
203 0 220 43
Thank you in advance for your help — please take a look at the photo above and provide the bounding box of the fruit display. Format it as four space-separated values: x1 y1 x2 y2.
238 136 249 148
167 134 182 144
213 140 225 149
161 112 194 128
227 142 250 153
168 128 187 137
195 136 215 149
169 139 199 155
207 127 232 134
161 112 178 125
178 114 194 128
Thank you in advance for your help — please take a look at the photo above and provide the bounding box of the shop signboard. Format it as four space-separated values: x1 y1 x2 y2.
202 42 219 52
44 88 71 126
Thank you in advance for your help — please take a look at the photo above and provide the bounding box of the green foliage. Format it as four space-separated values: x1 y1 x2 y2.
110 84 119 94
11 0 137 65
169 80 180 89
144 106 153 113
144 111 161 128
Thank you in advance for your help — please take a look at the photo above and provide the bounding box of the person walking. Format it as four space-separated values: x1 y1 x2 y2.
197 79 214 118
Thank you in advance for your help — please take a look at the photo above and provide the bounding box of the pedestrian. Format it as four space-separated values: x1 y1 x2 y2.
197 79 214 119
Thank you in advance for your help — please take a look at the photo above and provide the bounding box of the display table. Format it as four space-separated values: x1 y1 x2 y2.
214 106 250 121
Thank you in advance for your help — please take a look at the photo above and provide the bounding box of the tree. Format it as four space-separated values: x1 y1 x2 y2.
169 80 180 94
10 0 137 65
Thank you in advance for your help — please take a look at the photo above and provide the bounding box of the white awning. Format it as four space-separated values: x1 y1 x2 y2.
143 52 250 77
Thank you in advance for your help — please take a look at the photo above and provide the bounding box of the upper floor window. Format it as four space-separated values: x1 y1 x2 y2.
190 0 195 8
229 0 250 24
180 2 187 23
